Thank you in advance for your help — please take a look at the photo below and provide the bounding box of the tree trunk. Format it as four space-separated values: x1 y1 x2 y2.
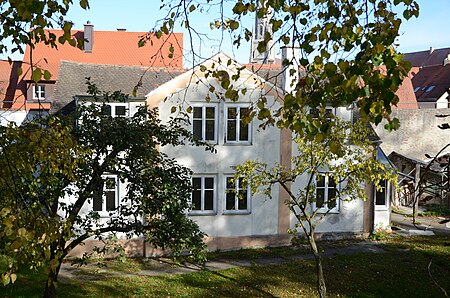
43 267 59 298
308 234 327 298
43 254 63 298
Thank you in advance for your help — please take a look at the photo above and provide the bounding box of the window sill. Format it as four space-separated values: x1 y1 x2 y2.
188 211 217 216
222 210 251 215
315 208 340 214
223 142 252 146
375 206 389 211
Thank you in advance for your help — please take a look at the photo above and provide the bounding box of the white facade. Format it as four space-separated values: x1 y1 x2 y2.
146 53 388 249
148 53 285 246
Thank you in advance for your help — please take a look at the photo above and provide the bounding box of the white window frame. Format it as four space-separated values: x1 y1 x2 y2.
189 175 217 215
32 84 46 100
224 105 252 144
313 173 340 213
223 175 251 214
93 174 119 217
102 103 128 117
191 104 218 143
309 107 335 120
375 180 389 211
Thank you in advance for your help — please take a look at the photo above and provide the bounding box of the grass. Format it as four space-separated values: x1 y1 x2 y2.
1 236 449 297
418 205 450 217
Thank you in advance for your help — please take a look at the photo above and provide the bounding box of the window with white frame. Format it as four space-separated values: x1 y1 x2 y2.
190 176 216 214
375 179 388 209
192 105 217 142
93 175 119 216
309 107 334 120
224 176 251 213
33 84 46 100
225 106 251 143
314 173 339 212
102 103 128 117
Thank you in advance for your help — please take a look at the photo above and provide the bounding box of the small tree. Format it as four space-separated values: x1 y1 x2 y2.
235 113 395 298
0 87 211 298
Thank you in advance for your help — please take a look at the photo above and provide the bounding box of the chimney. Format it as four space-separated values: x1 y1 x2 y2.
84 22 94 53
429 46 434 55
444 53 450 66
117 28 127 32
281 46 301 93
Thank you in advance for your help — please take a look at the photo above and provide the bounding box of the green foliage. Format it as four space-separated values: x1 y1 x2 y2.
0 85 210 296
157 0 419 137
236 116 396 296
236 117 395 231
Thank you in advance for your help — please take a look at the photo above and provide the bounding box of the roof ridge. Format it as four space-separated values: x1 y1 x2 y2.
59 60 186 71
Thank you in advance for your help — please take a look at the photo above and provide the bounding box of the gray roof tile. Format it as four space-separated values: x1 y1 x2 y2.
51 61 184 114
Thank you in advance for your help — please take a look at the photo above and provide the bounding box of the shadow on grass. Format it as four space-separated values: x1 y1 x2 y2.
1 237 449 297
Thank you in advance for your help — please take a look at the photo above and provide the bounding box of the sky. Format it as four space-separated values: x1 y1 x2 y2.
3 0 450 64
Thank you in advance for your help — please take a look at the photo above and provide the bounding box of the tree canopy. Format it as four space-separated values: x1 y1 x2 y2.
0 85 210 297
152 0 419 137
235 114 396 297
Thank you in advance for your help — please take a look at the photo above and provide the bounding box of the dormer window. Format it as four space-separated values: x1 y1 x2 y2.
33 85 46 100
425 86 435 92
102 103 128 117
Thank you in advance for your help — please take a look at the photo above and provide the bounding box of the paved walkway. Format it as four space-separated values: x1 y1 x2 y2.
391 206 450 236
59 242 385 281
58 207 449 281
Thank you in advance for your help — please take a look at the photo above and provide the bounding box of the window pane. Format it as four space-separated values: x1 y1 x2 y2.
192 190 201 210
192 177 201 189
93 196 102 211
226 177 235 189
193 107 202 118
376 180 386 205
193 120 202 139
105 177 116 190
206 107 215 119
106 191 116 211
238 190 248 210
328 178 336 188
205 120 215 140
317 176 325 187
239 122 249 141
227 120 236 141
115 106 126 116
103 105 112 116
327 188 337 209
226 192 235 210
205 177 214 189
316 189 325 208
204 190 214 210
228 107 237 119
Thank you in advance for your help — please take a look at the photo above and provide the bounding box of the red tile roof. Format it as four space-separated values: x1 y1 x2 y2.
404 47 450 68
411 64 450 102
22 29 183 80
394 75 418 109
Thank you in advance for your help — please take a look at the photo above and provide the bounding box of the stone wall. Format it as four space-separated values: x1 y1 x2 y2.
375 108 450 159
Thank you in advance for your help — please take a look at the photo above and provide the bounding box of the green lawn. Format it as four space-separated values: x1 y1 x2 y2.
1 236 449 297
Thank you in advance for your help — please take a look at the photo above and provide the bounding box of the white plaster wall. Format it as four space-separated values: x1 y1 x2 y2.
289 106 365 234
59 100 145 237
289 170 365 234
156 76 281 238
436 92 449 109
0 110 29 126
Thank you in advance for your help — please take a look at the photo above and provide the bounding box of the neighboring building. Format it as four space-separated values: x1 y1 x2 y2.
0 24 183 124
403 47 450 109
51 60 184 114
249 4 275 64
394 75 419 109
